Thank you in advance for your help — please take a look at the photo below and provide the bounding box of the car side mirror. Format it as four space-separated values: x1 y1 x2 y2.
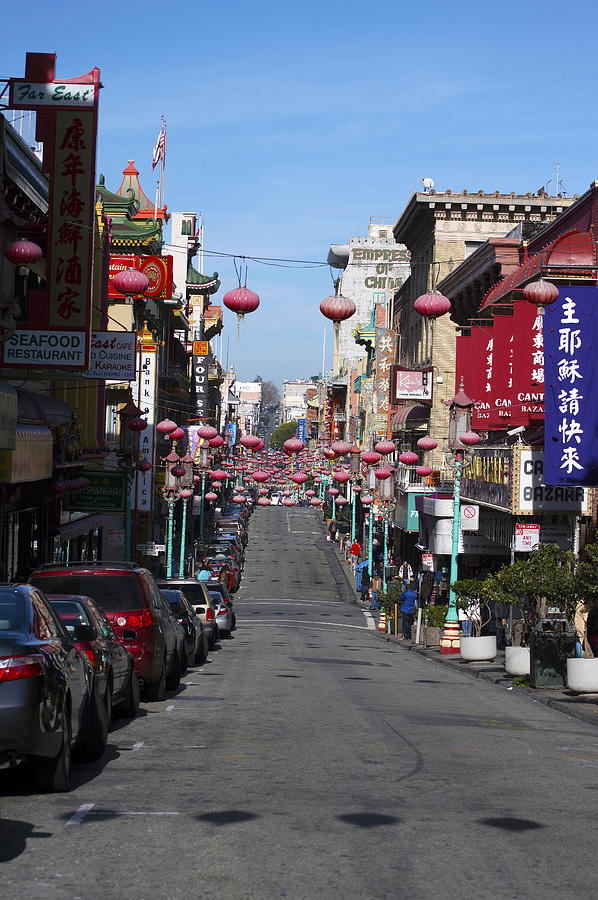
73 624 96 642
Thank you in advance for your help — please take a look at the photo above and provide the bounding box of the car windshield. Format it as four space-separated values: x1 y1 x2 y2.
49 600 91 634
30 574 143 612
163 583 206 606
0 591 26 631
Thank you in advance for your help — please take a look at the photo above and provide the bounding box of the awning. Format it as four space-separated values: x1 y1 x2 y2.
0 381 17 450
58 513 116 542
0 425 53 483
390 404 430 430
16 389 72 426
481 229 598 310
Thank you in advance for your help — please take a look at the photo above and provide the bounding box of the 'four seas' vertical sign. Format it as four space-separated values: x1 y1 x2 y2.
544 286 598 486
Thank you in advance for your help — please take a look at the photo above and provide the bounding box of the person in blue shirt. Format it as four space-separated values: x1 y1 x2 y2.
399 582 417 640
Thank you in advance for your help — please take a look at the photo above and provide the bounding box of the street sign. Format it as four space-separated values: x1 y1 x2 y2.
460 503 479 532
192 340 209 356
515 523 540 552
136 542 166 553
422 553 435 571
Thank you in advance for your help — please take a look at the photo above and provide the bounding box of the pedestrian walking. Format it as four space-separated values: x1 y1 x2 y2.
399 560 414 586
368 587 380 610
328 519 337 543
399 581 417 640
349 539 361 572
360 566 371 604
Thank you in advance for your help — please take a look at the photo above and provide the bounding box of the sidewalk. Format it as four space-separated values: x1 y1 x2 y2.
323 530 598 731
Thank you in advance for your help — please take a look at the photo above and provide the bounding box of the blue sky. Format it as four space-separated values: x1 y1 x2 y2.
4 0 598 388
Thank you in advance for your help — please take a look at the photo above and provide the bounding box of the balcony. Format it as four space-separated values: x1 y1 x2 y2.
203 305 223 340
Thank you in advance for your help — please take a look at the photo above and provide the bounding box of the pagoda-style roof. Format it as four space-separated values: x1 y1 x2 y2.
96 174 163 254
116 159 169 223
186 262 220 295
204 305 223 341
353 321 375 350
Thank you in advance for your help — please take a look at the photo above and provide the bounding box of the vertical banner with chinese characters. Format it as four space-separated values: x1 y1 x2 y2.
133 333 158 510
544 286 598 486
374 328 397 438
6 53 100 370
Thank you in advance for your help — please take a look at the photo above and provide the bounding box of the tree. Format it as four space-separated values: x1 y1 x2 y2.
261 380 279 408
270 419 297 450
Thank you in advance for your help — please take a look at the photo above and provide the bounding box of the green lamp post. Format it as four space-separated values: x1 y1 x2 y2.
162 447 185 578
442 378 479 655
117 395 146 562
178 450 194 579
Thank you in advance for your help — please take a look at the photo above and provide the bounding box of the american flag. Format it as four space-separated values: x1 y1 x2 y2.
152 122 166 170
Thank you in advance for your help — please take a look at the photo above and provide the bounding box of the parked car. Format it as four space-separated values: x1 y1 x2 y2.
206 579 236 630
0 584 108 792
207 589 233 636
203 558 235 592
160 580 218 649
206 539 244 567
29 563 183 701
217 520 248 545
47 594 140 720
160 589 208 665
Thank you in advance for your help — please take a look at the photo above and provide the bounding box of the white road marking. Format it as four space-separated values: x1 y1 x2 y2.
132 741 145 750
240 600 342 606
66 803 95 826
363 610 376 630
240 621 369 630
165 704 175 711
286 511 291 533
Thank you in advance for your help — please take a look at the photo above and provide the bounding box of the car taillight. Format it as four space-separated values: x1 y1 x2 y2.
0 654 44 683
206 608 213 621
81 647 97 668
115 609 153 628
216 607 227 617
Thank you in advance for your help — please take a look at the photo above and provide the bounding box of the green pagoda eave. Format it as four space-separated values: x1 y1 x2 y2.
186 263 220 295
354 322 375 350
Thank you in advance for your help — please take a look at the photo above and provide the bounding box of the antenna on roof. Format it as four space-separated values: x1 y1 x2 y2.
421 177 434 193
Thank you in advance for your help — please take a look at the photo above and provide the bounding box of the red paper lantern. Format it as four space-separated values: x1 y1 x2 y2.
523 278 559 309
310 497 323 507
223 286 260 323
399 451 418 465
374 440 395 455
128 416 148 432
137 460 152 472
374 467 392 480
320 293 356 323
283 498 295 507
414 290 451 319
417 435 438 451
171 464 186 478
197 425 218 439
331 440 352 456
113 267 150 297
459 431 481 446
240 434 261 450
157 419 177 434
291 472 308 484
209 435 225 448
361 450 381 466
283 438 304 454
323 448 337 460
179 488 193 499
257 497 270 506
4 238 43 266
168 427 185 441
205 491 218 501
361 494 373 506
252 471 269 483
333 470 350 483
336 497 349 507
416 465 433 477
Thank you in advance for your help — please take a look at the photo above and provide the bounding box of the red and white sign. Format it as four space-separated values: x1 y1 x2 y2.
459 504 479 532
515 522 540 552
109 255 173 300
392 366 433 402
421 553 435 571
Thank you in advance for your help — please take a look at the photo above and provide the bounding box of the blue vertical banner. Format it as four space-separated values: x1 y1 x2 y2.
544 286 598 486
296 417 307 442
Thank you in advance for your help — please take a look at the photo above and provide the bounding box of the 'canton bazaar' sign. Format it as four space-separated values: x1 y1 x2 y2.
544 286 598 486
513 446 590 515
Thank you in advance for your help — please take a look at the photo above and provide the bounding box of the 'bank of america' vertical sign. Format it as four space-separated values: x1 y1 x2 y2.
544 286 598 486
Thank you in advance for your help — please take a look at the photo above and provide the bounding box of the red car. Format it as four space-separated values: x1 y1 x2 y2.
30 563 182 701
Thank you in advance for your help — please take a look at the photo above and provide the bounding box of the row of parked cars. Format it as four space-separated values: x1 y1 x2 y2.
0 498 253 792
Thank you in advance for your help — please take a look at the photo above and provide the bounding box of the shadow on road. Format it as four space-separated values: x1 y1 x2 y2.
0 818 52 861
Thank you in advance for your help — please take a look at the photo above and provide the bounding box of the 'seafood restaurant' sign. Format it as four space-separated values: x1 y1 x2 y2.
2 52 100 371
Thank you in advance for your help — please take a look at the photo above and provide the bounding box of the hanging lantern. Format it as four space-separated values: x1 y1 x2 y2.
310 497 323 507
113 267 150 299
157 419 177 435
197 425 218 440
128 416 148 433
416 465 433 477
352 484 362 494
323 448 337 461
328 486 339 497
374 440 395 456
283 498 295 507
417 435 438 451
4 238 43 266
374 467 392 480
333 470 350 484
459 431 481 447
240 434 261 450
211 481 222 489
283 438 304 454
523 278 559 313
168 427 185 441
252 471 269 483
320 292 356 323
331 440 352 456
361 494 374 506
233 494 246 503
179 488 193 499
361 450 381 466
257 497 270 506
291 472 308 485
414 290 451 319
137 460 152 473
171 464 186 478
223 286 260 331
209 435 225 448
399 451 418 465
305 489 316 497
205 491 218 501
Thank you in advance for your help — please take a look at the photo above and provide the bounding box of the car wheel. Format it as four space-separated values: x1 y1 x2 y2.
144 662 166 701
165 650 181 691
231 614 237 630
195 637 207 665
76 685 109 763
116 665 140 718
33 708 71 793
104 679 112 723
181 648 188 675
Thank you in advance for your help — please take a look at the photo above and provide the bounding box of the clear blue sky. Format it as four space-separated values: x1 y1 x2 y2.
4 0 598 389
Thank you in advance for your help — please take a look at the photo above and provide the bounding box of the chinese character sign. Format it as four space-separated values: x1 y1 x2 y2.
544 286 598 486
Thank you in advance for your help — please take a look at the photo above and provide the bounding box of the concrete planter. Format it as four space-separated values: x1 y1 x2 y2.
424 626 441 647
566 658 598 693
505 646 530 676
460 635 497 662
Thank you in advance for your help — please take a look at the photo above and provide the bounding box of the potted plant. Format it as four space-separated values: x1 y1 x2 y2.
568 539 598 691
422 602 447 647
451 576 497 662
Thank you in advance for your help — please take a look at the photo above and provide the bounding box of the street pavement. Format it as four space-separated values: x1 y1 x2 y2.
1 507 598 899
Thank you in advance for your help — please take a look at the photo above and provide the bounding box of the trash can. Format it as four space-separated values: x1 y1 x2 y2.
530 615 576 688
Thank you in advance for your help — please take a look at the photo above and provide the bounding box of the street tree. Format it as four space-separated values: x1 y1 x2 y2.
270 419 297 450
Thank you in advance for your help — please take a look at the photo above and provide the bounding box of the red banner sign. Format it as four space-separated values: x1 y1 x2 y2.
109 255 173 300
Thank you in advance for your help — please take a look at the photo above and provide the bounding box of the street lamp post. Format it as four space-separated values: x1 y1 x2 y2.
117 395 146 561
442 378 479 655
197 444 210 542
163 448 186 578
350 446 361 544
178 451 194 579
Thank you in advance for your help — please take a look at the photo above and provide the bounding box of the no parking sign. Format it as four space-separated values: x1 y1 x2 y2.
459 504 479 532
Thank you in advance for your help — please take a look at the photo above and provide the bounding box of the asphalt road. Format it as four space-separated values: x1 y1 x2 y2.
2 507 598 899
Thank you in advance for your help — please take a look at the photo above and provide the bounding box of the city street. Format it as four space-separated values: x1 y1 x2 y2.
1 507 598 899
